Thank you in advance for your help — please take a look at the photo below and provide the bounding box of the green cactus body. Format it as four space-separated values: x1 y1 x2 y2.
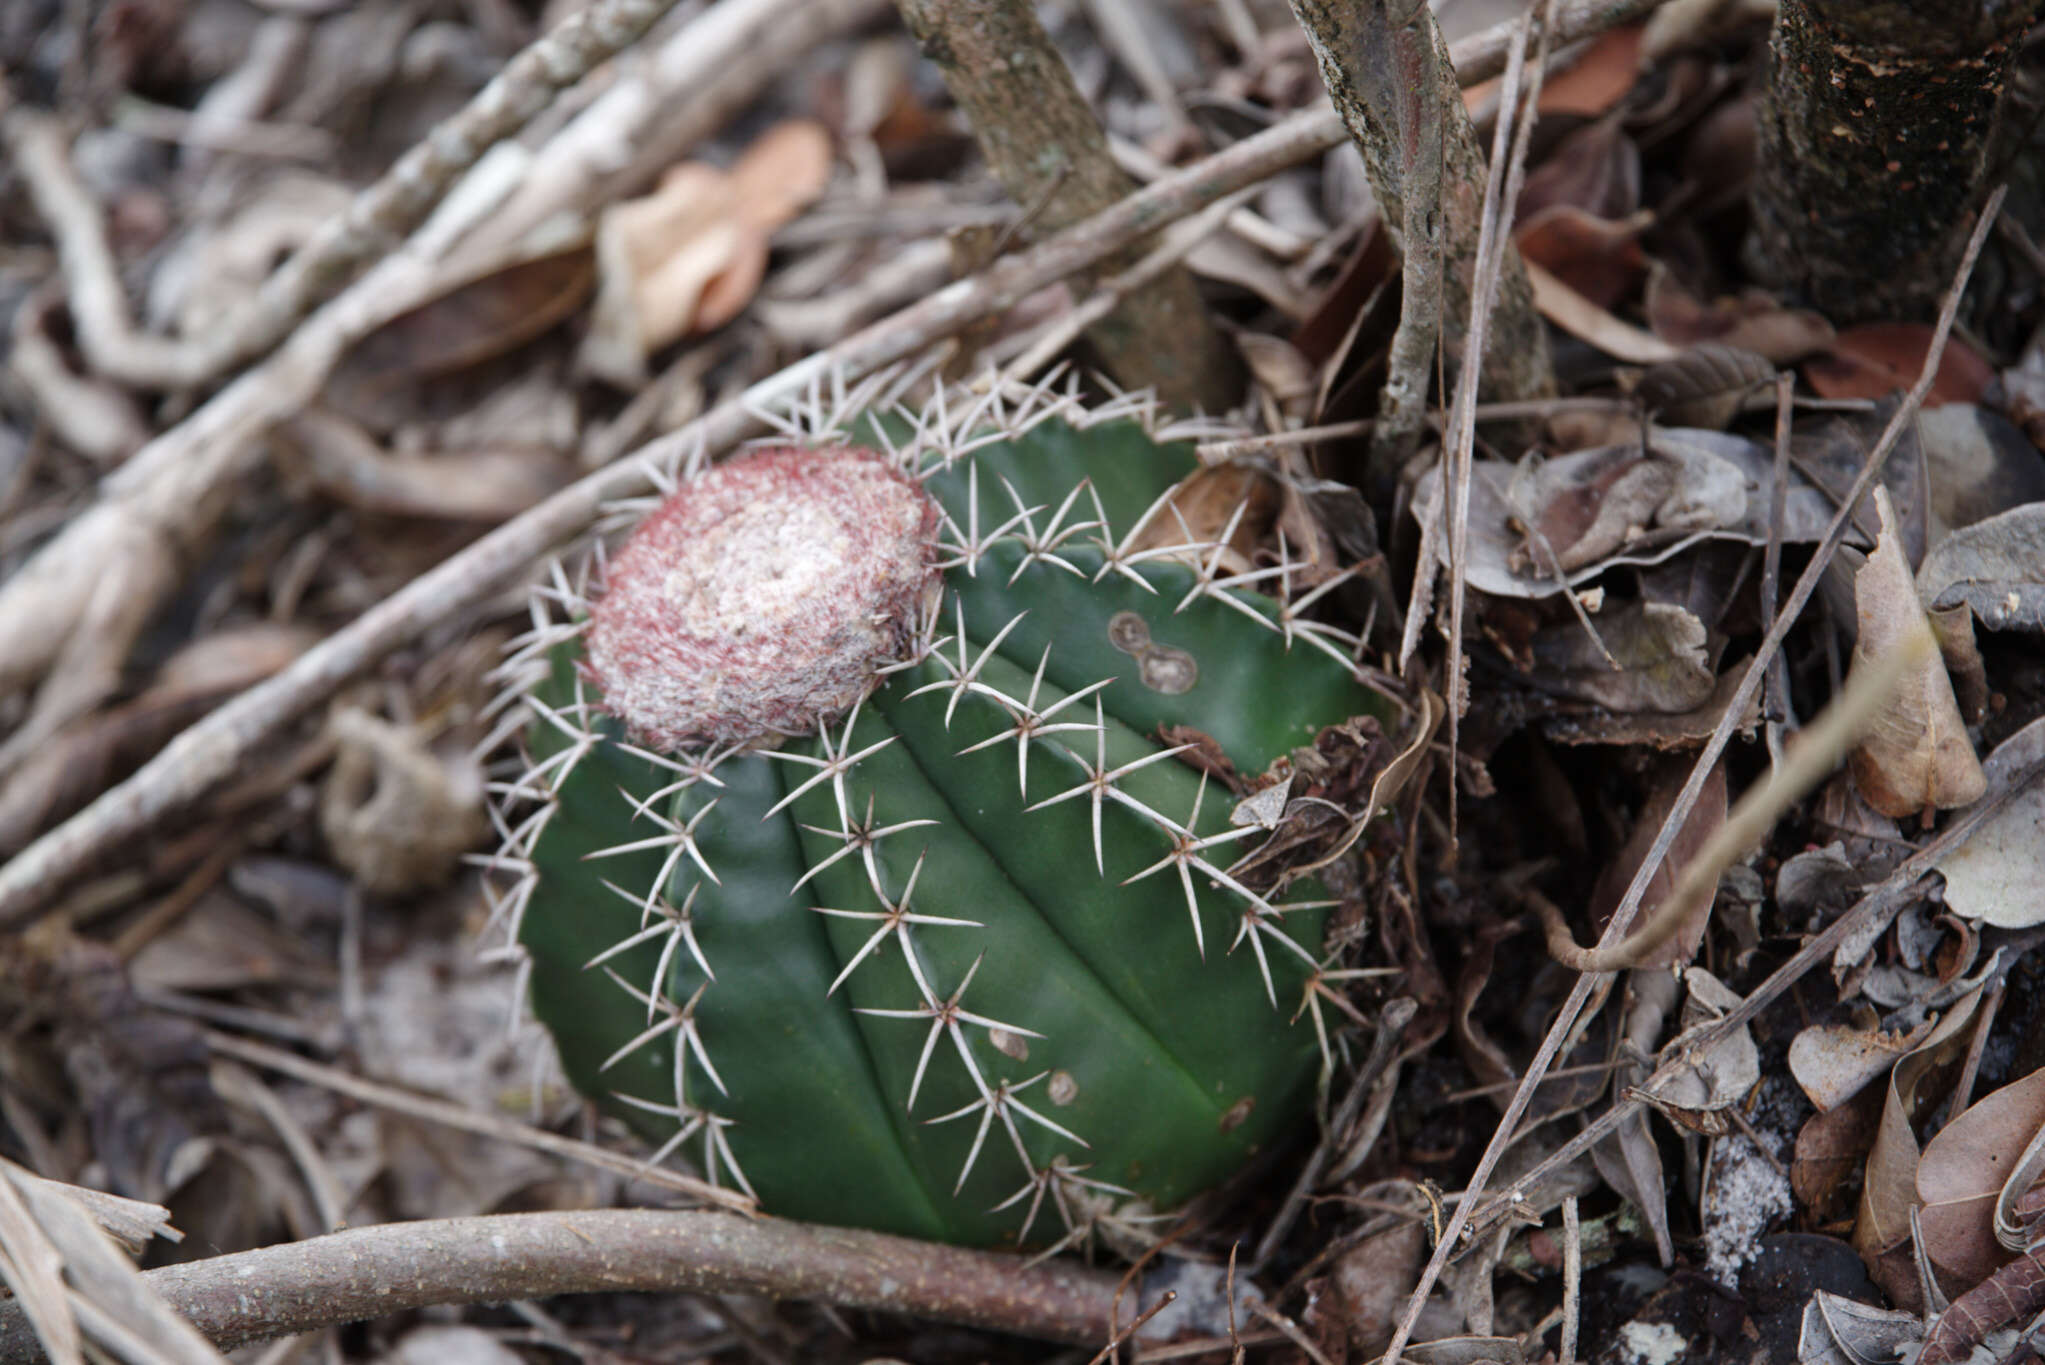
493 391 1386 1247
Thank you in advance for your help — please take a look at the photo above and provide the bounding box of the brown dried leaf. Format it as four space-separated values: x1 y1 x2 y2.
1789 1019 1934 1113
1632 343 1776 430
1643 265 1834 363
1329 1194 1429 1354
1918 1067 2045 1289
1529 600 1716 714
1853 986 1984 1296
1516 117 1641 223
1513 205 1650 309
1806 324 1996 406
1122 463 1280 572
583 120 833 385
1934 715 2045 929
1537 24 1644 116
340 248 595 387
1847 488 1986 819
1587 756 1727 966
1795 1083 1885 1225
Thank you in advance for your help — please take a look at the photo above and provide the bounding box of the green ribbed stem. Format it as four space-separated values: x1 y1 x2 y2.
512 415 1386 1246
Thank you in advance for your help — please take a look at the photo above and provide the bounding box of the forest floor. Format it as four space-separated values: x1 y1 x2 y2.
5 0 2045 1363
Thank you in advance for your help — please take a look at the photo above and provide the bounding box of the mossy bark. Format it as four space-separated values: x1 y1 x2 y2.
1287 0 1555 406
1747 0 2041 323
896 0 1244 414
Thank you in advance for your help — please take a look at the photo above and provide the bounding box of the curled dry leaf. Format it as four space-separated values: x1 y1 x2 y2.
1788 1017 1934 1113
582 119 833 385
1847 487 1986 819
1414 430 1829 602
318 708 487 896
1638 969 1760 1128
1917 1066 2045 1290
1919 501 2045 635
1853 985 1984 1305
1934 714 2045 928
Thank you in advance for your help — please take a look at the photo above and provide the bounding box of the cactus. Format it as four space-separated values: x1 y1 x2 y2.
487 383 1388 1249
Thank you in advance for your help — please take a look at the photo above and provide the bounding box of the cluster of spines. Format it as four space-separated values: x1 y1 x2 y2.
478 369 1373 1242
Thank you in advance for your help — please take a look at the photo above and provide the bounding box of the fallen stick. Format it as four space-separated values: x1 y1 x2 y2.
0 1209 1126 1361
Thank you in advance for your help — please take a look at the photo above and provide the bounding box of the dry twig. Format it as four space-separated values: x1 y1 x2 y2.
0 1209 1127 1361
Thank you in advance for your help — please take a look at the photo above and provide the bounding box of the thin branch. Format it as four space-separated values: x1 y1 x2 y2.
1378 184 2009 1365
0 0 1673 924
0 1210 1126 1363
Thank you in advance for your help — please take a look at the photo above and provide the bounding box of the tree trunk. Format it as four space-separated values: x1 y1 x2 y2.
896 0 1244 414
1746 0 2041 323
1288 0 1555 408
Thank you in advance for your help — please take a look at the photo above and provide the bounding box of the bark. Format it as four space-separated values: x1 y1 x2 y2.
0 1210 1125 1361
895 0 1244 414
1288 0 1555 405
1747 0 2042 322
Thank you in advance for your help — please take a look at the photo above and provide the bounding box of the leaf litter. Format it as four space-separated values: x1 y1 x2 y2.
3 1 2045 1363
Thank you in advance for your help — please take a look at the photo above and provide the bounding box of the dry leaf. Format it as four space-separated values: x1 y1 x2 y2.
1919 502 2045 635
1516 117 1641 224
1853 986 1984 1304
1527 258 1682 363
338 247 596 386
1538 24 1644 116
1934 715 2045 928
1795 1084 1885 1226
1632 343 1777 430
1789 1018 1934 1113
1413 430 1828 601
1641 969 1760 1125
1643 265 1834 363
1514 205 1651 308
1529 601 1716 714
1587 756 1727 967
1806 324 1996 406
1847 487 1986 818
582 120 833 385
1918 1067 2045 1289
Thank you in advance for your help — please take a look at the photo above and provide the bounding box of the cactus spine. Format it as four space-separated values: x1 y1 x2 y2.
488 382 1386 1248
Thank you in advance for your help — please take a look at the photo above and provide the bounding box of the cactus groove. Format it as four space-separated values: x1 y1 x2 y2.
490 386 1388 1248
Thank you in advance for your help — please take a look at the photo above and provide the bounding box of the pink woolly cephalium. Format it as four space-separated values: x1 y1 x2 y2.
583 446 942 749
